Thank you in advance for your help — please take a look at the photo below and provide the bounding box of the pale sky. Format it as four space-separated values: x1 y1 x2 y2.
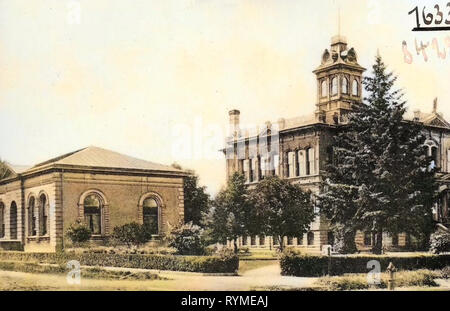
1 0 449 195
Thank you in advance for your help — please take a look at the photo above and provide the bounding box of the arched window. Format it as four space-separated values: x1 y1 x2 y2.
321 80 327 97
342 77 349 94
28 197 37 236
143 197 159 235
39 194 48 236
307 232 314 245
331 77 338 95
84 194 102 235
352 79 359 96
10 201 17 239
0 202 4 238
297 235 303 245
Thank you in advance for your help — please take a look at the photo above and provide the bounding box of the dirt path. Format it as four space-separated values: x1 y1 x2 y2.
0 262 319 291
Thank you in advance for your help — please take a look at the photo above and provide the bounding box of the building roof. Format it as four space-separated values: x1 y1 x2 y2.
5 163 32 174
25 146 183 174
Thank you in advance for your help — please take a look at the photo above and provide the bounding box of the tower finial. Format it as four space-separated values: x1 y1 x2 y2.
338 5 341 36
433 97 438 113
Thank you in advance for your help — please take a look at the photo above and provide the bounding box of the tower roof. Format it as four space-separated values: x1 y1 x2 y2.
313 36 365 74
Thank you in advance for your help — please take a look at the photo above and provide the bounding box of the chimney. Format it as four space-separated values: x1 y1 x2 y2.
413 110 421 122
229 109 240 137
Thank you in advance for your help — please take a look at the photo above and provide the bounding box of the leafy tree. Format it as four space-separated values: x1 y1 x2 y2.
208 172 251 253
249 176 315 252
111 222 151 248
318 55 437 254
172 163 210 227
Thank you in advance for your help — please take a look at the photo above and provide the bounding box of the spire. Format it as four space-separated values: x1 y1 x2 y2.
338 5 341 37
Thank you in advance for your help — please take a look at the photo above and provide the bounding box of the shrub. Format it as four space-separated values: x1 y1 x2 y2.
429 231 450 254
66 221 91 245
111 222 151 248
440 266 450 279
0 251 239 274
280 252 450 277
316 270 439 290
166 222 206 255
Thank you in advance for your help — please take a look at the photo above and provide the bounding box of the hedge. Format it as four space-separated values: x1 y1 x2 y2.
0 251 239 274
280 253 450 277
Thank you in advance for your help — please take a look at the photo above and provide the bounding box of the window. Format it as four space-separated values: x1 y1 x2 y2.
243 159 250 183
251 235 257 246
307 232 314 245
10 201 17 240
84 194 102 235
447 150 450 172
143 197 159 235
431 146 438 169
39 194 48 236
364 232 372 246
297 235 303 245
250 158 257 182
273 154 279 176
0 202 4 238
392 233 399 246
321 80 327 97
288 151 296 177
242 235 248 246
287 236 293 245
328 232 335 246
331 77 338 95
259 156 265 180
352 79 359 96
259 235 266 245
306 147 315 175
342 77 349 94
28 197 37 236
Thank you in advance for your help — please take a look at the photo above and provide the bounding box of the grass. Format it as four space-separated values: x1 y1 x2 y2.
0 260 164 280
238 248 279 260
238 260 278 274
315 269 442 290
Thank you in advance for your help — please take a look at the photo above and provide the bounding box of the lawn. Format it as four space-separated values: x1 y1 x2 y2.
238 260 278 274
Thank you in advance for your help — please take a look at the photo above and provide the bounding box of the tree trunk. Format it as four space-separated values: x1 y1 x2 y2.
372 229 383 254
278 236 284 252
233 240 238 254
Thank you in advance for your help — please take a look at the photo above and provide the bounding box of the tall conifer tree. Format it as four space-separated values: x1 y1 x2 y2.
318 55 437 254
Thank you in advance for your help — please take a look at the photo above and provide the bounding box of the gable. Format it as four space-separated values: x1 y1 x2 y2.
426 116 450 128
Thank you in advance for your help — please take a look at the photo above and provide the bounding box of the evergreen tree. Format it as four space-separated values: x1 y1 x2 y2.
249 176 315 252
208 172 251 253
318 55 437 254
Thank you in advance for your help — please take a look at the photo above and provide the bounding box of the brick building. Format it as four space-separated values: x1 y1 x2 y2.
0 146 187 252
223 35 450 253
